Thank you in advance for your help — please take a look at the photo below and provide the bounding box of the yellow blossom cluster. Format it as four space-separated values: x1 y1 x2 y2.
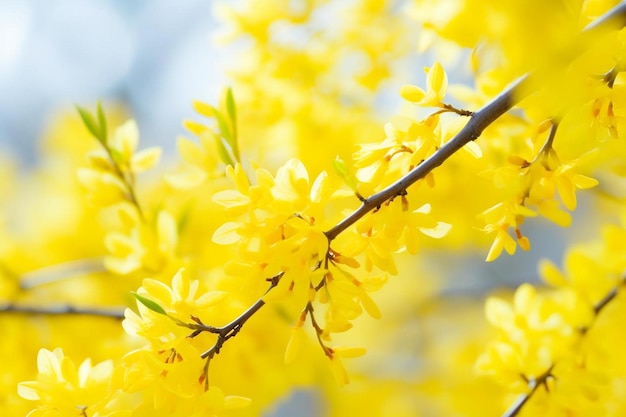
477 216 626 414
121 268 252 416
478 122 599 261
18 348 129 417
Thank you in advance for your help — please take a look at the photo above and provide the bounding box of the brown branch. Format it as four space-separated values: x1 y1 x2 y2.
178 272 284 360
199 296 267 359
501 365 554 417
594 285 619 315
0 303 125 319
434 103 475 117
538 121 558 157
603 66 620 88
305 301 332 357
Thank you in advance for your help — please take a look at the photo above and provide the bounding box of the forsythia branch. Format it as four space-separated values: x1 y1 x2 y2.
105 146 146 220
592 278 624 316
199 296 268 359
177 272 284 360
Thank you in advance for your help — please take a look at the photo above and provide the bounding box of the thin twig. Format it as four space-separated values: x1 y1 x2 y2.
538 121 558 157
102 145 146 220
194 272 284 360
593 274 626 316
435 103 475 117
0 303 125 319
603 66 620 88
594 286 619 315
501 365 554 417
306 301 332 357
199 297 267 359
525 120 559 171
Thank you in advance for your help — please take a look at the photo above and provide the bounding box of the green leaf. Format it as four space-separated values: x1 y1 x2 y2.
213 110 233 147
225 87 236 128
108 148 125 165
96 101 107 144
213 109 233 144
212 132 235 166
214 110 241 164
131 291 167 315
333 156 358 191
333 156 350 177
225 87 239 161
76 105 102 143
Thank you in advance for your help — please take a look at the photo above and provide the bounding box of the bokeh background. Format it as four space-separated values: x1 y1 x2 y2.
0 0 230 161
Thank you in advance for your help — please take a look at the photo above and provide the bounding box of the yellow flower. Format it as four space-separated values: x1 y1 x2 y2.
271 158 313 212
284 324 306 365
104 208 178 275
109 119 139 162
109 119 162 173
540 225 626 306
212 159 343 311
550 158 599 211
121 346 250 416
77 168 129 207
120 268 252 415
211 163 274 218
400 62 448 107
353 115 442 193
328 346 366 386
18 348 128 417
526 148 598 212
477 283 588 388
480 201 536 262
382 200 451 255
165 135 219 189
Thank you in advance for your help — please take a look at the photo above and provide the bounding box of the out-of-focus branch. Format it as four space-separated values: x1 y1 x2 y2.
501 365 554 417
18 257 106 290
0 302 124 319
